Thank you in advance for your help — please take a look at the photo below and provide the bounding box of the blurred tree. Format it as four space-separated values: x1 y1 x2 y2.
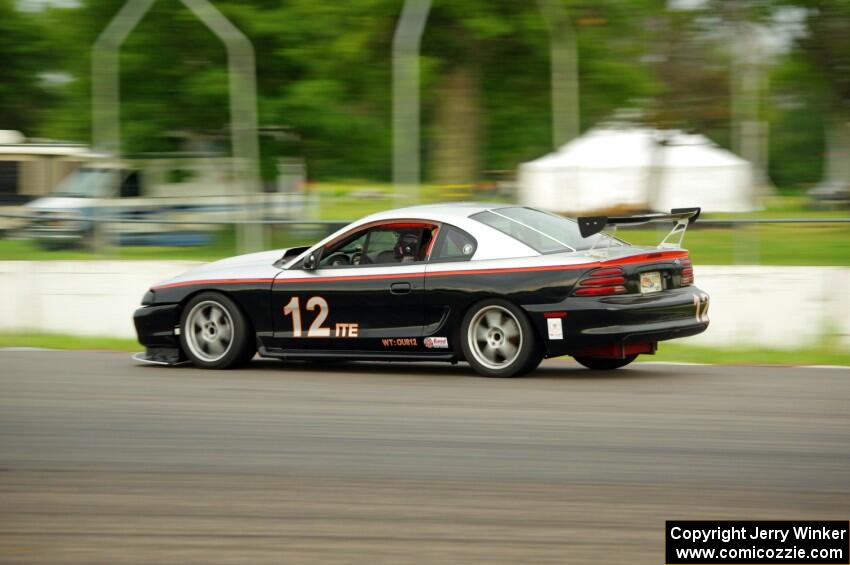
767 54 827 190
0 0 56 135
423 0 662 182
642 7 732 144
790 0 850 191
21 0 668 183
703 0 850 190
224 0 397 181
15 0 845 193
29 0 232 152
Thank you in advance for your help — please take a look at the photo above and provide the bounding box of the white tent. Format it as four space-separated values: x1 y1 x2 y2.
517 127 755 213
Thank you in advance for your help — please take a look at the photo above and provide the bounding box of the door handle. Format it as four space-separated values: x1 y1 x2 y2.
390 282 412 295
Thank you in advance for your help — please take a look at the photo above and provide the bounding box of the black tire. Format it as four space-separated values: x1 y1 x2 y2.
179 292 256 369
524 355 544 373
573 354 638 370
460 299 542 378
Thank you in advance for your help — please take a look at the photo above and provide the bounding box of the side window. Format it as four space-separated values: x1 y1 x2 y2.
363 227 425 265
320 230 368 268
318 223 432 268
363 229 398 264
432 225 477 262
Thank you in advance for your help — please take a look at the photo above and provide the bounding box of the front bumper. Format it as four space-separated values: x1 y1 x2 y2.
134 303 184 364
526 285 709 358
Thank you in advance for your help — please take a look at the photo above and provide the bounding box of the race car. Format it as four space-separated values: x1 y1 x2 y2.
134 203 709 377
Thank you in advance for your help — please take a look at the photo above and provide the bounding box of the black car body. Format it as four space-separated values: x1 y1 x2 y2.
134 203 709 377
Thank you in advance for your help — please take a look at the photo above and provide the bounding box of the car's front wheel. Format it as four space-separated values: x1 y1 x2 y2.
180 292 255 369
460 299 542 378
573 354 638 370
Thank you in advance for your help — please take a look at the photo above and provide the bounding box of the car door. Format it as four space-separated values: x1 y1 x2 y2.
270 221 435 353
422 224 480 340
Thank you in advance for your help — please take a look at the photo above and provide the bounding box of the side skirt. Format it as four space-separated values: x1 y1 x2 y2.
258 346 456 363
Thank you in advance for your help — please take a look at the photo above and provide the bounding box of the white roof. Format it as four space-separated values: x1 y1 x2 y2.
0 143 94 157
321 203 541 261
518 126 755 213
360 202 499 222
521 127 748 170
664 134 748 168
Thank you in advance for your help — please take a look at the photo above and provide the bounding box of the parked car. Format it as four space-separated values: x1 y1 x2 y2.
20 156 307 248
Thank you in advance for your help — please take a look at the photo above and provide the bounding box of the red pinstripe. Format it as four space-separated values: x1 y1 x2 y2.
153 277 275 290
151 251 688 290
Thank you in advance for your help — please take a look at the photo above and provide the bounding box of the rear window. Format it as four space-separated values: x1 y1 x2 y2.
470 207 618 253
432 225 477 262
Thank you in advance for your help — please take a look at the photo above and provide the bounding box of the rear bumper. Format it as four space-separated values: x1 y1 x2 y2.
525 285 709 358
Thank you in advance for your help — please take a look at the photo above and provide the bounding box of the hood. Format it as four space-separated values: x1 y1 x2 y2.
177 249 288 279
152 248 291 290
151 249 298 290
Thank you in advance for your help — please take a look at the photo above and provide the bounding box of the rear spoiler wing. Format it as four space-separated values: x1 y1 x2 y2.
578 207 701 253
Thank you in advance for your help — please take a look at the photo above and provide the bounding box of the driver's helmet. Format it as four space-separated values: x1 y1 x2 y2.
393 232 420 262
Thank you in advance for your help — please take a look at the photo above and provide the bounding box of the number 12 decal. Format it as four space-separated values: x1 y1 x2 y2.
282 296 359 338
283 296 331 337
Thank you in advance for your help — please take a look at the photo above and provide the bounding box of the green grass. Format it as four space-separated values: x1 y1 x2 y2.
621 223 850 266
313 190 850 220
0 225 321 262
2 332 848 366
709 195 850 219
2 189 848 264
4 219 847 265
651 343 850 366
0 333 139 351
0 238 234 261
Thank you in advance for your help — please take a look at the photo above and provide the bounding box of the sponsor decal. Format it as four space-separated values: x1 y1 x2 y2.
424 336 449 349
381 338 418 347
547 318 563 340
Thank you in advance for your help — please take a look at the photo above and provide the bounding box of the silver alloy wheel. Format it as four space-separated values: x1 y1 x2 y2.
184 300 235 363
467 305 523 370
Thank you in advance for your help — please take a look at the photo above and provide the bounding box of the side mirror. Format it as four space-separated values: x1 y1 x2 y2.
302 251 319 271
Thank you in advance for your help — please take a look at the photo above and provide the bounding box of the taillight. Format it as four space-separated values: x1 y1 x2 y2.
573 266 628 296
681 258 694 286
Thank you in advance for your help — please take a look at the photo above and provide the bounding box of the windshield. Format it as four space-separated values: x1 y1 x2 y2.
470 207 623 253
54 168 115 198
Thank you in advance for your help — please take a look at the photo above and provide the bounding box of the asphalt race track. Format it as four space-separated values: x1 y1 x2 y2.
1 351 849 564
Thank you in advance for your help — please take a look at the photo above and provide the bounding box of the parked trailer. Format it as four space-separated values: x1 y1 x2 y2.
19 155 310 248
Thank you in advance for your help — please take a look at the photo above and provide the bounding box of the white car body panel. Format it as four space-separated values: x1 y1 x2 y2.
153 203 661 288
157 249 287 286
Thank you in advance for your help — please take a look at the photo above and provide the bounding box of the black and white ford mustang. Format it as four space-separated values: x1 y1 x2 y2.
134 203 709 377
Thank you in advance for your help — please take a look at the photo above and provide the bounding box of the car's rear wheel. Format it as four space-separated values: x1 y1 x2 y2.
180 292 255 369
573 354 638 370
461 299 542 378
